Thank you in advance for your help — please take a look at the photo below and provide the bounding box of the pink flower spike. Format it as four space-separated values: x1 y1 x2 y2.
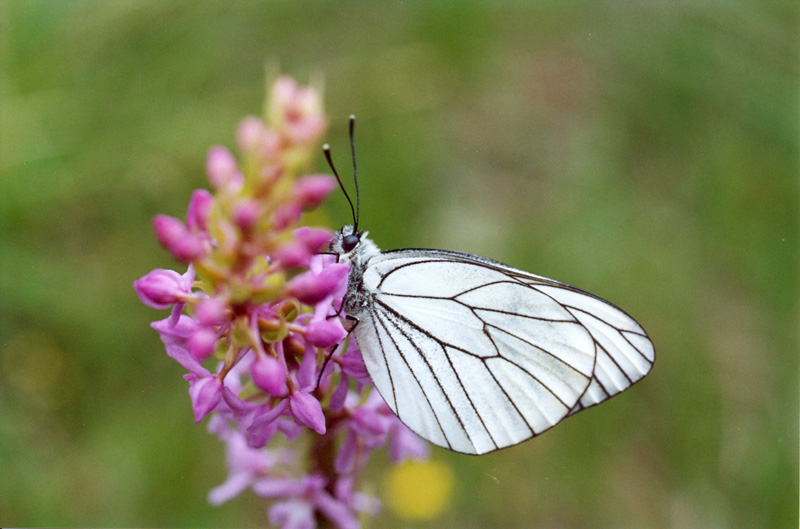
153 312 208 374
273 241 312 268
295 346 318 390
329 374 349 412
134 269 190 309
209 467 252 507
287 115 327 145
286 263 349 305
254 477 308 499
153 214 187 248
308 252 329 274
187 375 223 422
304 318 347 348
272 202 303 231
151 314 196 345
188 327 217 361
294 226 334 253
194 296 227 326
335 431 358 474
232 198 261 232
167 302 184 327
165 343 211 377
236 116 266 153
289 390 326 434
172 233 207 262
206 146 238 189
259 129 283 160
269 499 314 529
389 419 429 463
293 175 337 209
221 387 256 421
277 418 303 441
348 413 392 452
248 399 289 436
181 264 196 284
186 189 214 232
153 215 207 261
271 76 300 106
208 431 272 505
334 476 380 517
251 355 288 397
269 77 327 144
315 490 360 529
340 346 371 389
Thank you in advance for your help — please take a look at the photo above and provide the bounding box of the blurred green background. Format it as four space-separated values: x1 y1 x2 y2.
1 1 797 527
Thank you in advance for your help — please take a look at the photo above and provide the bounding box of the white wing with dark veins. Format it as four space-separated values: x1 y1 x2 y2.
349 249 654 455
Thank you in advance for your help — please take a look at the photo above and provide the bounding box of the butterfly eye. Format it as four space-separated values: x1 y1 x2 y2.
342 234 359 253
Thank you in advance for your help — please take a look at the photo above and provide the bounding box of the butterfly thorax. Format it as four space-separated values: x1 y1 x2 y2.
331 225 381 316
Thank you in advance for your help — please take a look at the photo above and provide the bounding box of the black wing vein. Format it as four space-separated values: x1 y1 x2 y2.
373 305 479 451
481 321 585 410
376 299 504 451
355 248 654 454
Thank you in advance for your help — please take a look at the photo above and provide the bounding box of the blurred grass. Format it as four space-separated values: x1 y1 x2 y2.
0 1 797 527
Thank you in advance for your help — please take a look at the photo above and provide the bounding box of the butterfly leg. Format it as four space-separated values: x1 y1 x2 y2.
315 315 360 389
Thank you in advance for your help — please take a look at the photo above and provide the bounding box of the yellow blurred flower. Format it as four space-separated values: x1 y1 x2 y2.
385 459 454 521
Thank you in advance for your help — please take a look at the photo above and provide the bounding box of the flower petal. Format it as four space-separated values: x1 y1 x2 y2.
186 189 214 232
268 499 315 529
134 269 188 309
187 375 223 422
304 318 347 348
289 390 326 434
251 355 288 397
294 175 337 209
206 146 238 188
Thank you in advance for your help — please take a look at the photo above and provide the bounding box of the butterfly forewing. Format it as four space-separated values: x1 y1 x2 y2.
350 249 640 454
522 283 655 414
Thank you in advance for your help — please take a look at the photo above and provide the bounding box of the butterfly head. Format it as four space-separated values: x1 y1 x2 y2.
331 225 380 266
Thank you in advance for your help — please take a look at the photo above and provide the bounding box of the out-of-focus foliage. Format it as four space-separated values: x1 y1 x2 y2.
0 1 796 527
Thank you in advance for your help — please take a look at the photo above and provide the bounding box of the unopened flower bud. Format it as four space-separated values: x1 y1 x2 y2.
188 327 218 361
289 390 326 434
269 76 327 145
273 241 312 268
305 318 347 348
251 355 288 397
286 263 349 305
195 297 227 326
271 202 302 231
232 199 261 232
294 227 333 253
187 189 214 232
340 347 370 383
171 233 207 262
153 214 187 248
236 116 266 153
206 146 239 189
153 215 206 261
294 175 337 209
187 374 223 422
134 269 190 309
260 128 282 160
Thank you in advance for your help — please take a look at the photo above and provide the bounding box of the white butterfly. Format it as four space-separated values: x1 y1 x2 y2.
325 118 655 455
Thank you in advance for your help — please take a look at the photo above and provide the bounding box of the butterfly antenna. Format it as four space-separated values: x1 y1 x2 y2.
323 143 357 228
348 115 360 232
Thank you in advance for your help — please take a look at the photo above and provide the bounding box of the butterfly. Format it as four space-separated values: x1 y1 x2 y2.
324 117 655 455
